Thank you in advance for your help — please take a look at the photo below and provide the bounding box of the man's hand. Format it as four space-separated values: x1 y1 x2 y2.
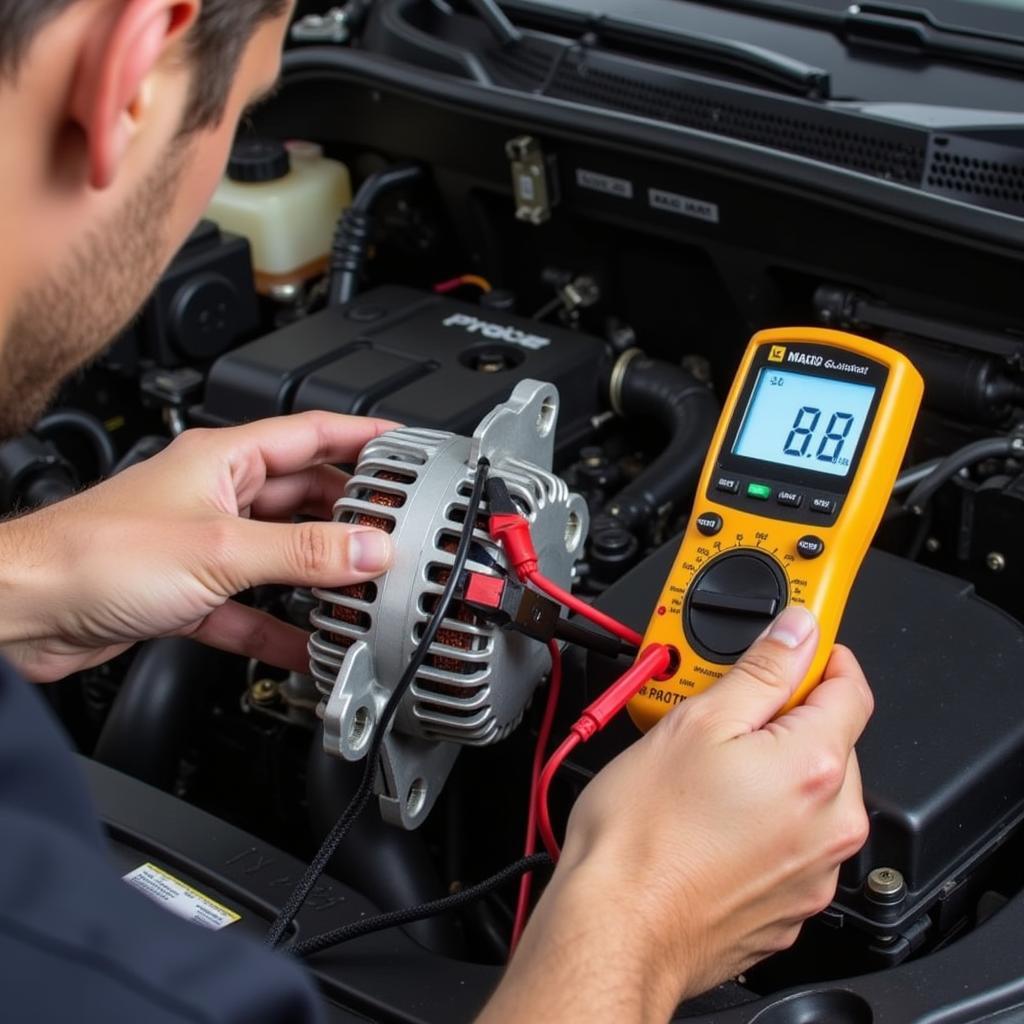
0 412 397 682
481 607 873 1023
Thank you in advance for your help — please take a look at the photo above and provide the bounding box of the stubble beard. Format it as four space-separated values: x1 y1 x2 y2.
0 147 188 439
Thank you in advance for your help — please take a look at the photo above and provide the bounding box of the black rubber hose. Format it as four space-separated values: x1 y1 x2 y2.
35 409 117 478
23 473 77 508
903 436 1016 515
305 742 464 956
0 435 77 511
892 457 942 497
605 353 719 535
93 639 228 790
328 163 423 307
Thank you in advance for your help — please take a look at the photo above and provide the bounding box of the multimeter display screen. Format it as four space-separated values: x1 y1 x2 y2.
732 369 877 476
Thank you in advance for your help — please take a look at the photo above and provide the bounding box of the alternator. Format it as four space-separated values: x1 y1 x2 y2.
308 381 589 828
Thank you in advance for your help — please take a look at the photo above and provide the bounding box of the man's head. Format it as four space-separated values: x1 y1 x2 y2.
0 0 294 437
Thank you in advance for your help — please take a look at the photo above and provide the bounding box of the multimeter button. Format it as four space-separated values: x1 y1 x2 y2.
695 512 723 536
797 535 825 559
746 482 772 500
810 497 837 515
777 490 803 508
715 475 740 494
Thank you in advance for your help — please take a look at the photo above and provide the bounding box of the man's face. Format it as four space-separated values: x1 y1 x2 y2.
0 9 292 439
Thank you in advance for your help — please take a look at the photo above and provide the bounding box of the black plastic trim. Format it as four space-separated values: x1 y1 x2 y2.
281 46 1024 254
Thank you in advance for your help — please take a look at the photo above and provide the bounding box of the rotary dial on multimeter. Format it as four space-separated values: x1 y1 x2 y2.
629 327 923 733
675 535 795 660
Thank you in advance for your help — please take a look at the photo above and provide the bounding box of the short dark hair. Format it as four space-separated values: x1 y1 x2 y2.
0 0 289 131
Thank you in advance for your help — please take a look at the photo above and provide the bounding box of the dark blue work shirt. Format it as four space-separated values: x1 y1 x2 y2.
0 659 323 1023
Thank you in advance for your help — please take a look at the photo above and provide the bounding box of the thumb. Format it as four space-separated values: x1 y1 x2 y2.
696 605 818 738
227 518 394 591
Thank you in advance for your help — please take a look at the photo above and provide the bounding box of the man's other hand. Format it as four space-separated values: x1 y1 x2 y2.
482 607 873 1023
0 413 397 681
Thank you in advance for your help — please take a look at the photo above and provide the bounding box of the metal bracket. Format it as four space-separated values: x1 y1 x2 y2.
378 734 459 829
291 7 353 44
471 379 559 470
322 642 390 762
505 136 558 225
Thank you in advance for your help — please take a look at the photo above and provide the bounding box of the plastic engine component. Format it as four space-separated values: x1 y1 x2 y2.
308 380 589 829
582 542 1024 941
104 219 259 371
196 285 603 445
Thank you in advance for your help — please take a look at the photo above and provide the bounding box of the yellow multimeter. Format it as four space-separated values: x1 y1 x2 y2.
629 327 923 732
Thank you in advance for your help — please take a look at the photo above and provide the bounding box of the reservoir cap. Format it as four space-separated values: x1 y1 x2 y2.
227 137 291 183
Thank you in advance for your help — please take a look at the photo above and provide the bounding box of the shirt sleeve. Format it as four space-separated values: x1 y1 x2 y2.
0 659 324 1024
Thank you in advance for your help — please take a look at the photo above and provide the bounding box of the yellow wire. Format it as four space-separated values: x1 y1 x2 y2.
459 274 493 293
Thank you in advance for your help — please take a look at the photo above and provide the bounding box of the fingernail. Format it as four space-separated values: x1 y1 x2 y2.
351 530 393 573
765 606 816 649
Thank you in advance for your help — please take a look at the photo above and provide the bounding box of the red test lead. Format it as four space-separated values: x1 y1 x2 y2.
510 640 563 953
486 478 645 649
537 644 673 861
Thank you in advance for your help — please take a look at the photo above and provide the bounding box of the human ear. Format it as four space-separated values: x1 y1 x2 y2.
69 0 199 190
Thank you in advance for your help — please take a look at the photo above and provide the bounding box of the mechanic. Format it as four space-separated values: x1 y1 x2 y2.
0 2 874 1021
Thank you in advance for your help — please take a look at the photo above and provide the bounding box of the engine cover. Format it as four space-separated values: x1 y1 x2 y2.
309 381 588 828
196 285 603 445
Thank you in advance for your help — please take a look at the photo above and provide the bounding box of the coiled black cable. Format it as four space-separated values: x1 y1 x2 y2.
292 853 551 959
265 457 491 948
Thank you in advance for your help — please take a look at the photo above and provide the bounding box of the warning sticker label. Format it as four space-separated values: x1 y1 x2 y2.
575 168 634 199
648 187 720 224
123 862 241 931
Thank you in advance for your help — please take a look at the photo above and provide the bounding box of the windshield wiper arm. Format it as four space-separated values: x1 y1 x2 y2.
468 0 523 46
842 2 1024 70
507 5 832 98
584 14 832 98
673 0 1024 76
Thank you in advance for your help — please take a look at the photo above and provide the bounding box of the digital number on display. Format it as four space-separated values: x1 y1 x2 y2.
732 369 876 477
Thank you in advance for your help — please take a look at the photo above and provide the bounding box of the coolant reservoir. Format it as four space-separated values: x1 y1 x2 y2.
206 137 351 296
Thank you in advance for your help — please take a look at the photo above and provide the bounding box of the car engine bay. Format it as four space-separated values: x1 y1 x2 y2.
10 0 1024 1020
